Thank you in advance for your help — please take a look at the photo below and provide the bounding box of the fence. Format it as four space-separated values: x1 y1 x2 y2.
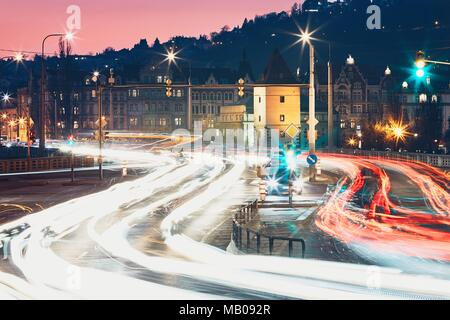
331 149 450 169
0 156 95 174
232 200 306 258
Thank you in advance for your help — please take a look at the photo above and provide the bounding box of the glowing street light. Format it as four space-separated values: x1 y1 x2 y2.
14 53 24 62
2 93 11 103
297 28 318 179
347 137 357 147
167 50 176 63
65 31 74 41
299 30 312 44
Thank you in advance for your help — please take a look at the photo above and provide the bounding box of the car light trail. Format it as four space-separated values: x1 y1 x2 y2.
315 154 450 262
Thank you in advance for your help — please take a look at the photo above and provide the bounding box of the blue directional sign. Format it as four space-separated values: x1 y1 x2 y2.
306 154 318 166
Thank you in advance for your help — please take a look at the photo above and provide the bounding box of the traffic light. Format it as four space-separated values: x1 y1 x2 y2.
165 79 173 97
415 50 426 78
238 78 245 97
68 135 75 146
30 131 36 143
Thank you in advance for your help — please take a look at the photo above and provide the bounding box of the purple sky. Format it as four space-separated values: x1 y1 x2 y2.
0 0 299 56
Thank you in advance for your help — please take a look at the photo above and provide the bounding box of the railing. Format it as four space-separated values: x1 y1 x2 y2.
0 156 95 174
329 149 450 169
232 200 306 258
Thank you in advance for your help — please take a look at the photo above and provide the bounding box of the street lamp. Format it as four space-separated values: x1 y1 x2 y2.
2 93 11 103
39 32 74 152
92 71 103 180
163 48 193 131
298 29 319 180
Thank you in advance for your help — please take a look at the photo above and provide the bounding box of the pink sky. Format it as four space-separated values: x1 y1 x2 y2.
0 0 298 56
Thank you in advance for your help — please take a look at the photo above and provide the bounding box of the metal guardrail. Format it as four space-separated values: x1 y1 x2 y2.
331 149 450 168
232 200 306 258
0 156 95 174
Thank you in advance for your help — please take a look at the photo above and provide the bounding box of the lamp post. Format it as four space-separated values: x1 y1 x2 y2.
299 30 318 180
165 48 192 131
39 32 73 152
92 71 104 180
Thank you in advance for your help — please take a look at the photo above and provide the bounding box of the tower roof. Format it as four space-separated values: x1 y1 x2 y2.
259 49 298 84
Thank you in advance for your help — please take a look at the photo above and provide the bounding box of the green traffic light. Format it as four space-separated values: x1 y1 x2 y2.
416 69 425 78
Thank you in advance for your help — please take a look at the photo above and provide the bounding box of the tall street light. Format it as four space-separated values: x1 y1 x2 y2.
298 30 319 180
165 48 192 131
39 32 73 152
92 71 104 180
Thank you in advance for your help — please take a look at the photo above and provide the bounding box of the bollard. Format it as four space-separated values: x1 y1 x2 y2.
239 227 243 249
246 230 250 248
256 234 261 254
269 238 274 255
288 240 293 257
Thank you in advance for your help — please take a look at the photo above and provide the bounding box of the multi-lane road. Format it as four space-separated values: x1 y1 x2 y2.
0 142 449 299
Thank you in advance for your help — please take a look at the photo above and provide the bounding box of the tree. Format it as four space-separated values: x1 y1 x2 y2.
291 3 300 16
56 37 73 137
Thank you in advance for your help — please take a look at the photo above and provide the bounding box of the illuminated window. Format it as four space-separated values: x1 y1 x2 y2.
419 94 427 103
280 115 285 122
174 118 182 126
432 95 438 103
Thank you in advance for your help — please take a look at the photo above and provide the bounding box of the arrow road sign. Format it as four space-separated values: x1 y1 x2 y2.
306 154 318 166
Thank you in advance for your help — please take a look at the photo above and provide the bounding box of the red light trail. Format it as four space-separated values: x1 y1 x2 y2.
316 154 450 262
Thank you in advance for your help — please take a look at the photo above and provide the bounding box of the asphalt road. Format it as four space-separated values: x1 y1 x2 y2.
0 146 449 299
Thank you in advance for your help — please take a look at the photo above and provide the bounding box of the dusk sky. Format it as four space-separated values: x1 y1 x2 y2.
0 0 298 56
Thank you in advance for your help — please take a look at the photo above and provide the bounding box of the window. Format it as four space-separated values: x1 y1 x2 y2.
340 120 346 129
280 96 285 103
419 94 427 103
258 97 262 103
352 105 362 113
280 115 285 122
175 118 182 126
159 118 167 126
129 89 138 97
259 116 262 122
129 118 138 127
432 95 438 103
91 90 97 98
